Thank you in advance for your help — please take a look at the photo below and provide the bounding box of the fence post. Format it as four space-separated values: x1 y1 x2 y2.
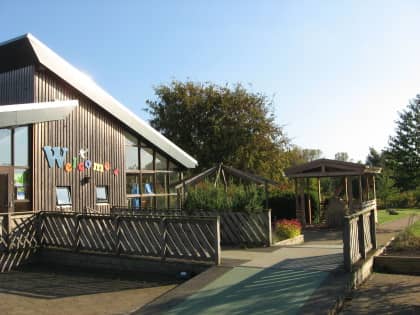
343 217 351 272
358 214 366 259
160 218 167 262
35 212 42 248
370 209 377 250
114 216 121 255
266 209 272 247
74 214 81 252
214 216 221 265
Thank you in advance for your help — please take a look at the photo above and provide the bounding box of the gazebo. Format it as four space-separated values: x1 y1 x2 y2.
284 159 381 226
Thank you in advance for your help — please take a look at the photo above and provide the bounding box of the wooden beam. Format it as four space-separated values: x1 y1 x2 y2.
348 177 353 211
306 178 312 225
366 175 370 200
372 175 376 199
344 176 349 208
358 176 363 204
317 177 321 218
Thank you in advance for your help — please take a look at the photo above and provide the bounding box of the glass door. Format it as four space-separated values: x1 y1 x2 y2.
0 167 13 213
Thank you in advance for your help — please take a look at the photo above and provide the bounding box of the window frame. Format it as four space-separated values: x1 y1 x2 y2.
96 186 109 204
56 186 72 206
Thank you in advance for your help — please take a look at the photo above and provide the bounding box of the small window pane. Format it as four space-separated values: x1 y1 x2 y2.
14 126 28 166
141 196 154 209
156 196 167 210
126 174 140 194
155 173 167 194
96 186 108 203
0 129 11 166
169 195 179 209
14 169 30 201
155 153 167 170
140 148 154 170
125 132 138 146
142 174 154 194
56 187 71 205
169 172 180 193
125 146 139 170
128 197 141 209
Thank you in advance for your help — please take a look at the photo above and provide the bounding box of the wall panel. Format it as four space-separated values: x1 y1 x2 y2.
0 66 34 105
33 69 126 212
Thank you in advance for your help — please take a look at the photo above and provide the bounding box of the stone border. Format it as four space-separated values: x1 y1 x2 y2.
272 234 304 246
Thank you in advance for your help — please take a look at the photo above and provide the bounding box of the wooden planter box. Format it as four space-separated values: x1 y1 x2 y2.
374 255 420 275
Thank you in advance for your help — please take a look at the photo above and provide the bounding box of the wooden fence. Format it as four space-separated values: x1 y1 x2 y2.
343 205 377 272
0 213 38 272
111 208 272 247
39 212 220 264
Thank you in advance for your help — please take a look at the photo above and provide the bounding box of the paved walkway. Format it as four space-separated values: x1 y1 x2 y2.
137 216 419 315
137 229 345 315
341 273 420 314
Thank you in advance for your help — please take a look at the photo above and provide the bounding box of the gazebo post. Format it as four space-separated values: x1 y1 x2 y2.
372 175 376 199
366 176 370 201
348 177 353 211
358 175 363 205
344 176 349 206
306 178 312 224
294 178 299 212
317 177 321 221
299 180 306 225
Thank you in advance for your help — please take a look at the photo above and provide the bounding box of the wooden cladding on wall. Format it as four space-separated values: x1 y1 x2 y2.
32 69 126 212
0 66 34 105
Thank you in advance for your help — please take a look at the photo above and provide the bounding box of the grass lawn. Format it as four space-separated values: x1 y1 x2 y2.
377 208 419 225
409 220 420 237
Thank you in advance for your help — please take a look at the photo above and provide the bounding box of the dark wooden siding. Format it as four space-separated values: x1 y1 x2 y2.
33 69 126 212
0 66 34 105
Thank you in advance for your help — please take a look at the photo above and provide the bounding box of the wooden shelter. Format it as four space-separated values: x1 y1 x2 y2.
175 163 280 209
285 159 381 226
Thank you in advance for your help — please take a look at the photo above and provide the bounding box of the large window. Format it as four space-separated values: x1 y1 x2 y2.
0 126 31 212
125 132 182 210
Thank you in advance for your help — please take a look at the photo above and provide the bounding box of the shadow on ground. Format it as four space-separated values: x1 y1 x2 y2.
0 263 182 299
140 253 344 315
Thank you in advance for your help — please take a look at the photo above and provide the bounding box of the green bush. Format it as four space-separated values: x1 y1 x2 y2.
184 181 265 213
274 219 302 240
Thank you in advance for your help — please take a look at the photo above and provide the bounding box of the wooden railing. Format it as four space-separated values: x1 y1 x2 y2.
343 206 377 272
39 212 221 264
111 208 272 247
0 213 38 272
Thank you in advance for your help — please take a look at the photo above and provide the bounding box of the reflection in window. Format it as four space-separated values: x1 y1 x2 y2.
56 187 71 206
14 169 30 201
155 153 167 170
125 132 138 146
141 196 154 209
0 129 11 166
126 174 140 195
155 173 167 194
156 196 167 209
125 146 139 170
127 197 141 209
140 147 153 170
142 174 154 194
14 127 28 166
96 186 109 203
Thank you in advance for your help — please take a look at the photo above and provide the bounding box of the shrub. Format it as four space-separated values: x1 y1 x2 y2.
274 219 302 240
184 181 264 213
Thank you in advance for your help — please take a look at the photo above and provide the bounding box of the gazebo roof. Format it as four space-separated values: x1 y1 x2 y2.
284 159 381 179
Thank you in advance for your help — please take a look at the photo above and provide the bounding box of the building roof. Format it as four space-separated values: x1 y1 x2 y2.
284 158 381 178
0 34 198 169
0 100 78 128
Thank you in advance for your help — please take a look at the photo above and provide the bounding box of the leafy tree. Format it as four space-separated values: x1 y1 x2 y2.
334 152 349 162
386 97 420 190
366 147 383 167
146 81 290 181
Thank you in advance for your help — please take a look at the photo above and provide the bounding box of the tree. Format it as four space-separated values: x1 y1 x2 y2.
386 96 420 190
366 147 383 167
334 152 349 162
146 81 290 181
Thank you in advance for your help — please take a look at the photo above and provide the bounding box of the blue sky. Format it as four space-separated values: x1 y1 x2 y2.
1 1 419 161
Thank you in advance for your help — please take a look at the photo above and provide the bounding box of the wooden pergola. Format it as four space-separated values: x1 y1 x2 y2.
284 159 381 226
175 163 280 209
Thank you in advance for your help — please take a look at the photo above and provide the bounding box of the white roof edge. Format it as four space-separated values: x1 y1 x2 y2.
0 100 78 128
24 34 197 169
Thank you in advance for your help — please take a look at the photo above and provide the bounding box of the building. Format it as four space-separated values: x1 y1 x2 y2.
0 34 197 215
